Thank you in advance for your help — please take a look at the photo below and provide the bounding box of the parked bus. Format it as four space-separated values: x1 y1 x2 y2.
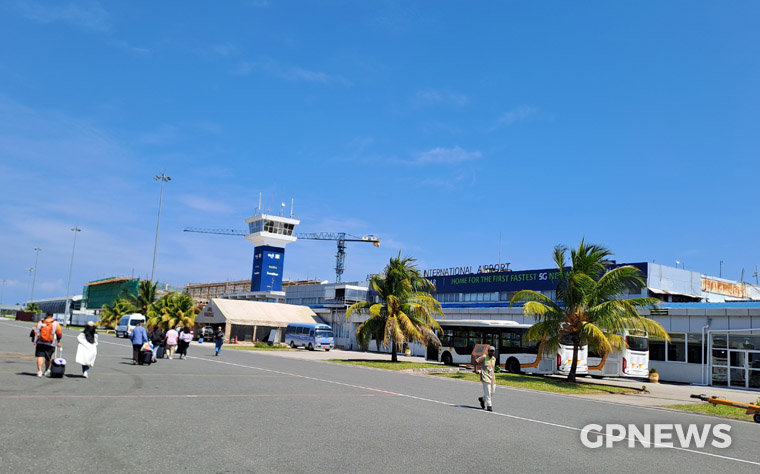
435 319 588 376
285 322 335 351
587 330 649 378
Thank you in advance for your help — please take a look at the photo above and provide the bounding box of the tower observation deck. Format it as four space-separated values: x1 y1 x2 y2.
244 213 300 292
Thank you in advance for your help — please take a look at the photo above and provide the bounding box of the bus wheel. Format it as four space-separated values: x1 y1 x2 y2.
441 352 453 366
290 341 296 348
507 358 521 374
308 343 314 351
754 413 760 424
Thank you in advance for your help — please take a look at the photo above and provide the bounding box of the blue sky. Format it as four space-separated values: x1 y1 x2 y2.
1 1 759 306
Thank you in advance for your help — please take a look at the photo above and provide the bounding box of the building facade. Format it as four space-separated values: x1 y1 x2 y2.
282 262 760 389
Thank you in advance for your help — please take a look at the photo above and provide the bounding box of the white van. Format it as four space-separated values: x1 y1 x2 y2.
115 314 146 338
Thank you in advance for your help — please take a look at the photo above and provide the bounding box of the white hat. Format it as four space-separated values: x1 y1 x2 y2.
87 321 96 327
488 346 496 351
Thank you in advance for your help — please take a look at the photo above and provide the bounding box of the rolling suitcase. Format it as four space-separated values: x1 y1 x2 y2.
50 347 66 378
141 350 153 365
156 344 165 359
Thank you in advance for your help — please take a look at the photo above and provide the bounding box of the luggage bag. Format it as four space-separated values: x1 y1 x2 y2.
50 347 66 378
141 350 153 365
156 345 165 359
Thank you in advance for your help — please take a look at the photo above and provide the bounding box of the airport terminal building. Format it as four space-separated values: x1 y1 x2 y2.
287 262 760 389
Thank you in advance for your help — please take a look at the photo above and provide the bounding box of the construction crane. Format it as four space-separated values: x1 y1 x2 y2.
183 227 380 283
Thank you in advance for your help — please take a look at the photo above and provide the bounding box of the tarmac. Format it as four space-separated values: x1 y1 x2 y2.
209 341 760 408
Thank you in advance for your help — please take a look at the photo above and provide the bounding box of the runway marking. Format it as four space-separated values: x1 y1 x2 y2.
190 352 760 468
0 392 390 400
2 322 759 467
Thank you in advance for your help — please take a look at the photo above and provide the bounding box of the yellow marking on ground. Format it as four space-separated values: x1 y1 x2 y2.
0 353 36 360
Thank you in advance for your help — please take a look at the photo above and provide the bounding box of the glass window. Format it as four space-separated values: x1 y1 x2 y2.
687 333 703 364
729 334 760 350
712 334 727 348
712 349 728 367
649 339 665 361
729 351 746 368
667 333 686 362
626 335 649 352
439 329 453 346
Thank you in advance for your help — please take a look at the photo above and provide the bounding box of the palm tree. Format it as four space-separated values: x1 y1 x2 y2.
25 302 41 313
146 292 199 330
99 297 137 329
511 239 670 382
133 280 158 315
346 253 444 362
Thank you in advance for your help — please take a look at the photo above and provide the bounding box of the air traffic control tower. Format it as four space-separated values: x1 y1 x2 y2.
244 212 300 292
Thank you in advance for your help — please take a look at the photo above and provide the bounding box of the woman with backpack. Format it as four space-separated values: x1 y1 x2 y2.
75 321 98 378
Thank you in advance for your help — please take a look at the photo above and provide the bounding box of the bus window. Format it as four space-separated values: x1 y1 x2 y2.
501 330 522 353
626 335 649 352
439 329 453 346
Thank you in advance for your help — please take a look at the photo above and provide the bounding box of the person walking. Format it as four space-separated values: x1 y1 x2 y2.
475 345 497 411
165 326 179 359
32 313 63 377
177 327 192 360
149 325 165 362
75 321 98 378
129 320 149 365
214 326 225 356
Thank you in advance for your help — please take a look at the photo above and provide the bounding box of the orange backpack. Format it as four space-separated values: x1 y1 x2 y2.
38 321 57 343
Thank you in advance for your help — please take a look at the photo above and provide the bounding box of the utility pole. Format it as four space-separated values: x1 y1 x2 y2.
25 268 34 304
64 227 82 324
151 172 171 282
30 247 41 302
0 279 5 306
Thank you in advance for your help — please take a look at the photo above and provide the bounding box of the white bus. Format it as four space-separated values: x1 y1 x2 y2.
587 330 649 378
285 322 335 351
435 320 588 376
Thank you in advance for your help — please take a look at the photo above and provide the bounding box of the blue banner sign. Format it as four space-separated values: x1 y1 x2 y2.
251 245 285 292
425 262 648 295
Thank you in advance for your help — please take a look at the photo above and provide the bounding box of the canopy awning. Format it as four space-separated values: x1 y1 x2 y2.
197 298 320 327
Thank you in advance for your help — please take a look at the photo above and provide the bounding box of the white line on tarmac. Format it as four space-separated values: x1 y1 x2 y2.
190 351 760 468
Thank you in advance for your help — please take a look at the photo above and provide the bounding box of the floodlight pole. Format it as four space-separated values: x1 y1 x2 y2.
30 247 41 302
151 173 171 283
64 227 82 324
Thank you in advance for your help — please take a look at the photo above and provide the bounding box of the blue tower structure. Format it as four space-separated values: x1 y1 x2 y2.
244 212 300 292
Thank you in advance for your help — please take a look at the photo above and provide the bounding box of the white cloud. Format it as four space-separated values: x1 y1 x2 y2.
413 89 469 107
15 1 110 32
108 39 151 55
178 195 235 215
235 60 352 86
414 146 482 165
494 105 538 128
